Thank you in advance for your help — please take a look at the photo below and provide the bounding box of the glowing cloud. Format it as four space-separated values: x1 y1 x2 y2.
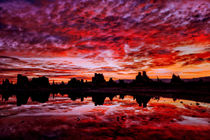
0 0 209 82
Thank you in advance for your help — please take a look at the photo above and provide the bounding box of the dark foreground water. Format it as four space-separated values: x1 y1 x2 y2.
0 93 210 140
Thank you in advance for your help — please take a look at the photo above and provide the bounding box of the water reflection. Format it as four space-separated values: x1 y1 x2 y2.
0 91 209 140
1 90 210 108
10 91 51 106
1 91 152 107
135 96 152 108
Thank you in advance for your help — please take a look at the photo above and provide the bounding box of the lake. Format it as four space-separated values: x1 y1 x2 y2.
0 93 210 140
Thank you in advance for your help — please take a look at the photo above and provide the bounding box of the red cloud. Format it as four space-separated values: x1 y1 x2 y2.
0 0 209 81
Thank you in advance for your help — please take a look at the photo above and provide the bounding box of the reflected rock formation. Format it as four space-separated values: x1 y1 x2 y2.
16 93 30 106
68 93 81 101
92 95 106 106
108 94 115 101
30 92 50 103
135 95 152 108
15 91 50 106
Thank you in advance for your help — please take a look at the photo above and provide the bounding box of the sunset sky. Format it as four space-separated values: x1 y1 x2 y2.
0 0 209 83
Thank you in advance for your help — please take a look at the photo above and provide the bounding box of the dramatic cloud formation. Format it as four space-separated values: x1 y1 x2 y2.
0 0 209 82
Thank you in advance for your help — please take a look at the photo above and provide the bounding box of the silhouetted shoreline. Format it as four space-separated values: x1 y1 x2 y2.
0 71 210 106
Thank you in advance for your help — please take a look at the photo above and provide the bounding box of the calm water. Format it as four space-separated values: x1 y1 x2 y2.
0 93 210 140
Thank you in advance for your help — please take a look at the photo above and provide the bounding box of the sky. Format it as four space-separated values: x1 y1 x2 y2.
0 0 209 83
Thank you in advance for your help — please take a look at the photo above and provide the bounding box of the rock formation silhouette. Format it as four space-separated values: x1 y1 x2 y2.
107 78 116 87
68 78 81 88
134 71 153 85
92 73 106 86
17 74 29 88
1 72 210 107
31 76 50 88
171 74 183 84
16 74 49 88
2 79 11 89
136 72 143 82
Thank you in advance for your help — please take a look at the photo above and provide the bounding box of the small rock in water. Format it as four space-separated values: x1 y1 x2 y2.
121 116 126 121
117 116 120 121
